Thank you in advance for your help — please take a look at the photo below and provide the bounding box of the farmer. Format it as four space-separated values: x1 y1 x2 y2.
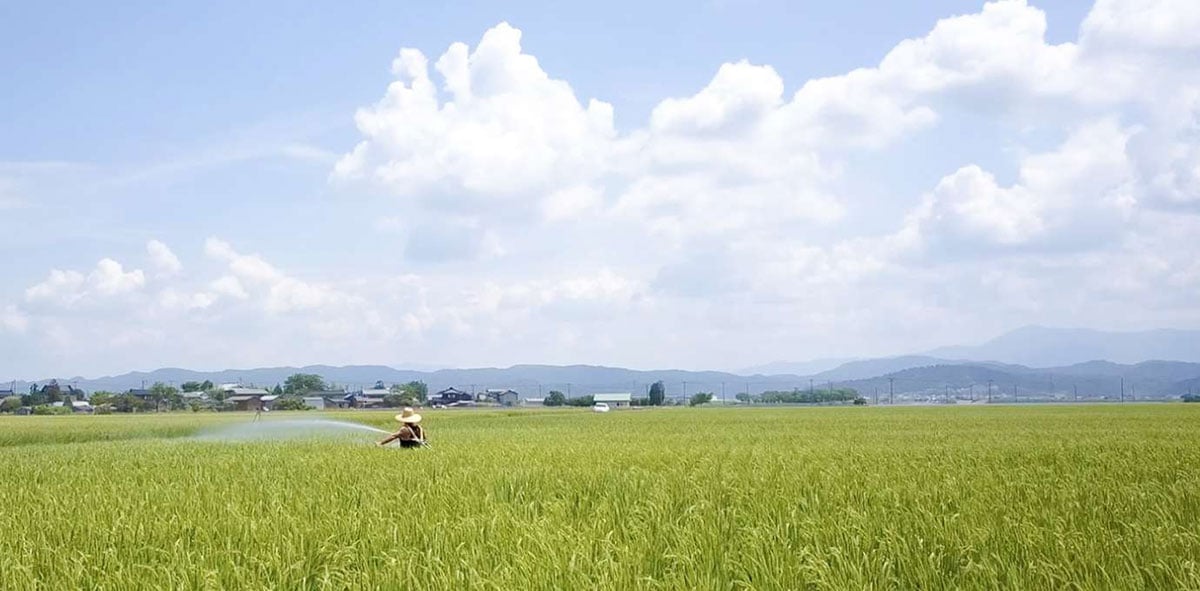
378 407 427 448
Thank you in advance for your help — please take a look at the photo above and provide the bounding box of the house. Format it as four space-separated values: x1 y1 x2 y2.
303 391 347 410
481 389 520 406
127 388 153 400
432 387 473 406
593 393 632 408
343 387 390 408
0 388 15 399
223 386 272 411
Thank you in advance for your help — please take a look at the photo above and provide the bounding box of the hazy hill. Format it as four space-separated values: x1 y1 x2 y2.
927 326 1200 366
809 356 963 381
842 360 1200 401
737 358 854 376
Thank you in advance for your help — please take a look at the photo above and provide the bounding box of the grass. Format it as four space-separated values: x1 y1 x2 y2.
2 405 1198 589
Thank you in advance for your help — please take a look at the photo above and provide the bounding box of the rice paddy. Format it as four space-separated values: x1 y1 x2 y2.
2 405 1198 589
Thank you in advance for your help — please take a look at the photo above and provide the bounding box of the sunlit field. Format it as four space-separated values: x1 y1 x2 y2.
3 405 1199 589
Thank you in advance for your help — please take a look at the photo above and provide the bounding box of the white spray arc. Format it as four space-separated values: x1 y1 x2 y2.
194 419 391 442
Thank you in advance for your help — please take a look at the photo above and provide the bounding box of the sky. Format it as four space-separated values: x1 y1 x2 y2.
2 0 1199 379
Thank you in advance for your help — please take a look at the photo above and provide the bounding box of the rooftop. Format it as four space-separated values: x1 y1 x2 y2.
594 393 632 402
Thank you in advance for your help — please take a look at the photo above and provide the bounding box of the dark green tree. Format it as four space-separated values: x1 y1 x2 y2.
649 381 666 406
544 390 567 406
689 392 714 406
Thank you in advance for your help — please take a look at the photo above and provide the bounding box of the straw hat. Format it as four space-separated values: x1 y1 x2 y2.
395 407 422 423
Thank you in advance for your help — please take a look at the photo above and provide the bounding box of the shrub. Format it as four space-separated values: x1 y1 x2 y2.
0 396 22 413
272 397 314 411
31 405 73 416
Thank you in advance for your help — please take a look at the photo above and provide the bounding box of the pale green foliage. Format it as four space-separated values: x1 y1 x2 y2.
284 373 326 394
2 406 1199 588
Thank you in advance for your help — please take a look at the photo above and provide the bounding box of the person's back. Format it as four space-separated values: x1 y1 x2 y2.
378 407 427 448
399 423 425 448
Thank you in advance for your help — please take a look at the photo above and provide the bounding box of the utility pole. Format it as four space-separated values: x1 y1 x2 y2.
721 382 726 404
945 385 949 400
969 384 974 402
1013 384 1017 403
827 381 833 404
1074 384 1078 402
874 386 879 405
987 379 993 403
888 377 894 405
567 383 572 398
1120 377 1124 403
682 381 687 401
1131 384 1136 402
810 378 814 399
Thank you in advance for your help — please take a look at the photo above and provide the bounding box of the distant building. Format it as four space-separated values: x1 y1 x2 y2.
223 386 271 411
127 388 153 399
303 390 347 410
432 387 473 406
342 386 390 408
522 397 546 406
593 393 632 408
481 389 520 406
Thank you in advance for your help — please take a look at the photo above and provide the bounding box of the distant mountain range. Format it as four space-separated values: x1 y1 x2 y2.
5 326 1200 401
926 326 1200 366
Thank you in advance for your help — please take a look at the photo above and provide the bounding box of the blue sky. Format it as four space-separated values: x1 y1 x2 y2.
2 0 1198 379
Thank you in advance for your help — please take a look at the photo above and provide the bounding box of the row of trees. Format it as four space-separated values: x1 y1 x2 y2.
736 388 861 404
538 382 717 407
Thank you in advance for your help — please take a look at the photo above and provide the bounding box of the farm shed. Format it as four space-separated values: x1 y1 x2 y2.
593 393 632 408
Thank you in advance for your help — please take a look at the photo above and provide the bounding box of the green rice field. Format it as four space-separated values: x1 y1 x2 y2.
2 405 1199 589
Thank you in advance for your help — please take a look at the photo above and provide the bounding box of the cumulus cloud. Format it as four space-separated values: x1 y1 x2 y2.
1081 0 1200 50
333 22 616 206
24 259 146 308
146 239 183 276
909 118 1135 253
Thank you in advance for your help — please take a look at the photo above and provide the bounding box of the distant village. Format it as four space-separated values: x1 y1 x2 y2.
0 374 642 415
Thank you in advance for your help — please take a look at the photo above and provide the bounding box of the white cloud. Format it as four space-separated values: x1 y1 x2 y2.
1 305 28 334
22 259 146 313
333 22 616 206
1082 0 1200 50
209 276 248 300
89 258 146 296
908 118 1135 252
25 269 86 305
146 239 183 276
